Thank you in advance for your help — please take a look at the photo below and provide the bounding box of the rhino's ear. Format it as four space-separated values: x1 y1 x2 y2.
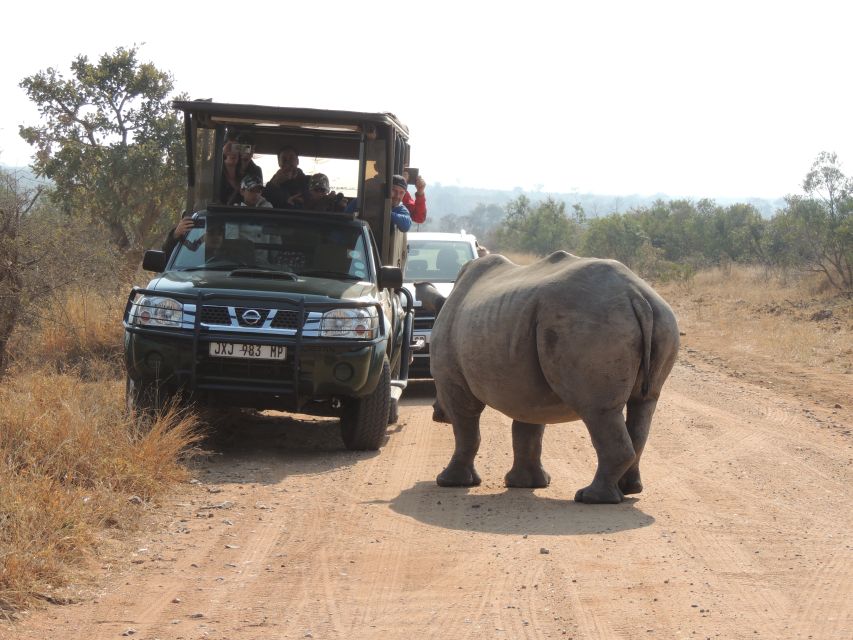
414 282 446 316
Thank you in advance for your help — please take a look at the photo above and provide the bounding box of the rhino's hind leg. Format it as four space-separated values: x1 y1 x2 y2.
574 409 636 504
505 421 551 488
437 415 483 487
618 397 658 495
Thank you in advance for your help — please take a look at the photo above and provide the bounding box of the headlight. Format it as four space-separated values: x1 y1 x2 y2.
320 307 378 339
130 295 184 328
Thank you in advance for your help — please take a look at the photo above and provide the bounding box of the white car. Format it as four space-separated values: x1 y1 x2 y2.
403 231 480 378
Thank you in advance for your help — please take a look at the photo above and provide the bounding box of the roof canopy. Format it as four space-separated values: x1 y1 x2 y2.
173 100 409 139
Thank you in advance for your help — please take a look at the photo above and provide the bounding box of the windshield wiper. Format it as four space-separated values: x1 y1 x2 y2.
298 269 362 281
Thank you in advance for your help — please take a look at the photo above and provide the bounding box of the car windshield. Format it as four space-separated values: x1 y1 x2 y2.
171 214 370 281
404 240 475 283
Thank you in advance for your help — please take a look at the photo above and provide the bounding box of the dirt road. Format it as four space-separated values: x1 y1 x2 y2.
7 350 852 639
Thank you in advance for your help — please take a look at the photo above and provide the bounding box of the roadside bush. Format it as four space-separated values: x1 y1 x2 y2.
7 287 126 379
0 372 200 613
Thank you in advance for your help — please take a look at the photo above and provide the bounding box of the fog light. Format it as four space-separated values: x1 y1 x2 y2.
334 362 354 382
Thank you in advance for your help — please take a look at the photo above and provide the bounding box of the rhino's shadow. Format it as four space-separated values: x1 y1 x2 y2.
384 481 654 536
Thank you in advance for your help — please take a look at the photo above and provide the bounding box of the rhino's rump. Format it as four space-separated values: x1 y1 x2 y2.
430 258 648 422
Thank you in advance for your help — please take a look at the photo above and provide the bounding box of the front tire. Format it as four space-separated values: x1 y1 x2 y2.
388 353 401 425
340 359 390 450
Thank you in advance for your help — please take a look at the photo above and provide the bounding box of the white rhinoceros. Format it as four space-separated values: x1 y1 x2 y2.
415 251 680 504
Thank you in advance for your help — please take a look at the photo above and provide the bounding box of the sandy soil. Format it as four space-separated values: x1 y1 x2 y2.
5 341 852 639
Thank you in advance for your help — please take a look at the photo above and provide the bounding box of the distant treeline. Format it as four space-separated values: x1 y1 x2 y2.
433 152 852 293
420 183 784 223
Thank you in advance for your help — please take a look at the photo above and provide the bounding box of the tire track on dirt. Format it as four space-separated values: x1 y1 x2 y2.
341 405 451 635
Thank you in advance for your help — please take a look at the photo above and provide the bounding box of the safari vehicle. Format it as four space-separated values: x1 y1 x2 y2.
403 231 479 378
123 101 415 450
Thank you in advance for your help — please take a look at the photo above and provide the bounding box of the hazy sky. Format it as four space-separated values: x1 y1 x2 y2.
2 0 850 199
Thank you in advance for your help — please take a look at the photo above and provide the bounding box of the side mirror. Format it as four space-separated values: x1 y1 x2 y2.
378 266 403 290
142 250 168 272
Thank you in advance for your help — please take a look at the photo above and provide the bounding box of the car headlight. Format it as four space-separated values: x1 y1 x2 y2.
130 295 184 328
320 307 378 339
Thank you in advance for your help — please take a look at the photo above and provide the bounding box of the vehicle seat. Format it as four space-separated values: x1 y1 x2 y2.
216 238 255 265
435 248 460 278
405 259 429 279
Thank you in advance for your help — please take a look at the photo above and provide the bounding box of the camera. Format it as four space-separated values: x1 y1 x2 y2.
227 142 252 155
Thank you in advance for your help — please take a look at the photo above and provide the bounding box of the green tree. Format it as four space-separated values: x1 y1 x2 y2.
438 202 505 244
580 213 648 266
19 46 185 250
771 152 852 292
494 196 579 255
694 202 768 265
632 199 706 264
0 168 43 373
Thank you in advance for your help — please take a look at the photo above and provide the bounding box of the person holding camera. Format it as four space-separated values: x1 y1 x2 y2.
344 173 412 232
219 137 263 205
402 169 427 225
389 175 413 231
263 146 309 208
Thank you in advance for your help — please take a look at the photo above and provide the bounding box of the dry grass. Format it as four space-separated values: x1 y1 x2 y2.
8 287 126 379
0 284 202 615
659 265 852 374
495 257 851 375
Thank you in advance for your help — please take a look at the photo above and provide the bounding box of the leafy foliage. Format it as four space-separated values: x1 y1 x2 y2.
19 46 185 249
772 152 852 291
493 196 583 255
464 153 850 291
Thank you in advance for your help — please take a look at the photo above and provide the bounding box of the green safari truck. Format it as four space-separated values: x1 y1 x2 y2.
123 101 415 450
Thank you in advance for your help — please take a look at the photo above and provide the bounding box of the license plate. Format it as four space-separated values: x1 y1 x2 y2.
209 342 287 360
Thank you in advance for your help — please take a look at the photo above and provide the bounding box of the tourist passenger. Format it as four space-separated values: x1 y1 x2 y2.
239 175 273 208
234 134 262 183
344 173 412 232
263 146 309 207
291 173 348 212
389 174 413 232
162 214 196 256
402 169 427 225
219 138 262 205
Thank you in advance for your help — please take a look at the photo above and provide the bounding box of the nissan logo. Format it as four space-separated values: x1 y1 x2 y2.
241 309 262 325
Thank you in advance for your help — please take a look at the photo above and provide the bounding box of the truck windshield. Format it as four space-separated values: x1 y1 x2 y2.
171 215 371 281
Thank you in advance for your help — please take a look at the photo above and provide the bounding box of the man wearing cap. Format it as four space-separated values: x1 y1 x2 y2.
402 169 427 225
389 174 413 232
288 173 348 212
346 175 412 231
344 174 412 232
239 174 273 208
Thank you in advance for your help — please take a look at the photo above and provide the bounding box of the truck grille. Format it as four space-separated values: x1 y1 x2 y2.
199 305 308 330
201 305 231 325
270 310 307 329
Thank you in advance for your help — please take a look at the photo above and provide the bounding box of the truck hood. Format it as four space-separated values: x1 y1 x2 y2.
147 270 377 303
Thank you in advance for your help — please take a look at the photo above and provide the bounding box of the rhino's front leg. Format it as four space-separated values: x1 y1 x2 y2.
574 410 635 504
437 415 482 486
505 421 551 488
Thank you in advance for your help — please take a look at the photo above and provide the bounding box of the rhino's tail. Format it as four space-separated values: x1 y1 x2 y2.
630 294 654 398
